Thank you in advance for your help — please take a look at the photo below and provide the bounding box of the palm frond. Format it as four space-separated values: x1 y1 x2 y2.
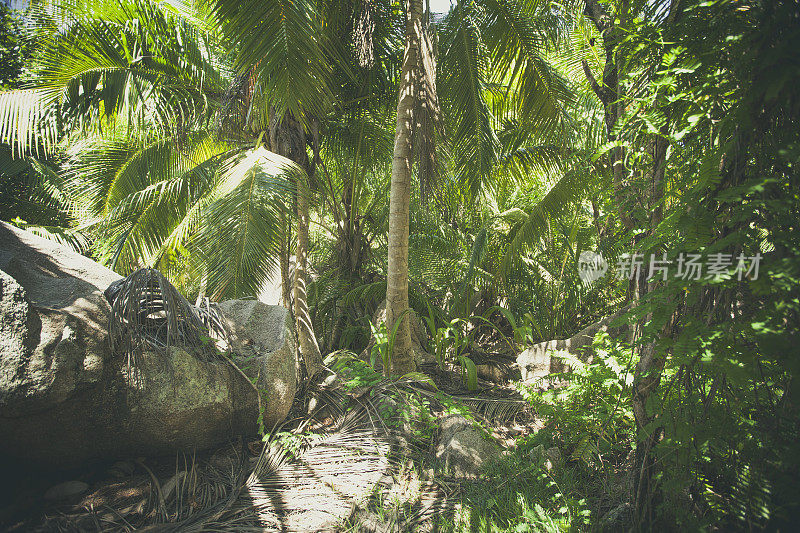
0 89 59 156
66 133 230 274
500 167 593 274
0 0 225 155
481 0 576 137
107 268 228 385
7 220 91 254
200 147 297 300
209 0 334 119
459 396 528 423
440 1 500 197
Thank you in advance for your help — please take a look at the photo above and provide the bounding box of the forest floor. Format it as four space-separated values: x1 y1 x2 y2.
0 358 629 532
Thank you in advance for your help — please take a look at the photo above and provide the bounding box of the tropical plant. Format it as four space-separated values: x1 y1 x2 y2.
0 0 301 302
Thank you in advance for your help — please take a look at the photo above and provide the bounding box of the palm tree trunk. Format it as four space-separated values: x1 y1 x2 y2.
279 211 292 308
270 110 324 378
385 0 424 377
294 178 323 377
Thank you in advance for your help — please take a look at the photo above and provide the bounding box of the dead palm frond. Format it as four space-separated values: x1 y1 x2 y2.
34 384 459 532
107 268 229 383
459 396 529 423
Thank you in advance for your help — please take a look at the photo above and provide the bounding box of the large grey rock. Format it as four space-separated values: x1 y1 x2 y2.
218 299 297 428
0 223 294 468
0 226 118 416
435 414 501 479
516 311 629 383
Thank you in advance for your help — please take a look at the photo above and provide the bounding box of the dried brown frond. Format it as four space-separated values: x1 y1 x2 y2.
459 396 529 424
415 16 441 202
353 0 376 68
107 268 229 384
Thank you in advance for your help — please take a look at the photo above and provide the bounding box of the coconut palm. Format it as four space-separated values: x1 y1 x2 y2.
1 0 596 378
0 0 299 300
383 0 582 373
385 0 437 375
205 0 396 377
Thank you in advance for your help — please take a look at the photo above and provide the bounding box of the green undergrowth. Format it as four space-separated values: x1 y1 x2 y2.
327 350 492 443
434 452 592 532
520 332 635 468
432 333 637 532
321 336 640 531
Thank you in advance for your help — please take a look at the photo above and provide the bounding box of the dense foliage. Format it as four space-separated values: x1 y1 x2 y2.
1 0 797 529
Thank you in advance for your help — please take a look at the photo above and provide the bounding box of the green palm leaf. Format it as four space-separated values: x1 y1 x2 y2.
440 1 500 197
500 167 592 275
481 0 575 136
0 0 224 155
208 0 334 119
199 147 297 300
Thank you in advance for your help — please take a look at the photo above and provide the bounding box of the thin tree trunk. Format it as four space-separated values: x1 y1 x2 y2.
583 0 679 521
279 211 292 308
582 0 629 229
294 178 323 377
385 0 424 376
270 110 324 378
631 134 672 524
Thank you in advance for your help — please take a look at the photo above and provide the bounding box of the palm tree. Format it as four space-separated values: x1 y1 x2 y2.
0 0 299 300
207 0 349 378
1 0 402 379
385 0 437 375
208 0 409 377
385 0 579 373
1 0 595 379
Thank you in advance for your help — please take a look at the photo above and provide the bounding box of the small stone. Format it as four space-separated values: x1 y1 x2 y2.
108 460 135 478
476 363 509 383
114 460 135 474
44 480 89 500
545 447 562 469
436 415 501 478
599 502 633 532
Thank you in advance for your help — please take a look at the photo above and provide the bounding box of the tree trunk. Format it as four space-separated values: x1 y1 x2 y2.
582 0 629 229
294 178 323 377
583 0 679 521
279 211 292 308
385 0 424 376
270 110 324 378
630 134 671 524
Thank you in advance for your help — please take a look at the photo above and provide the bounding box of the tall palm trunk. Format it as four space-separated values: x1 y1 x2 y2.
386 0 425 376
279 210 292 308
270 111 324 378
294 178 323 377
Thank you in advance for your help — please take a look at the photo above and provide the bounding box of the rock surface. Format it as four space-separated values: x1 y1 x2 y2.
44 481 89 501
218 298 297 428
598 502 633 532
0 223 295 468
516 311 629 383
476 362 513 383
530 444 563 471
435 414 501 478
